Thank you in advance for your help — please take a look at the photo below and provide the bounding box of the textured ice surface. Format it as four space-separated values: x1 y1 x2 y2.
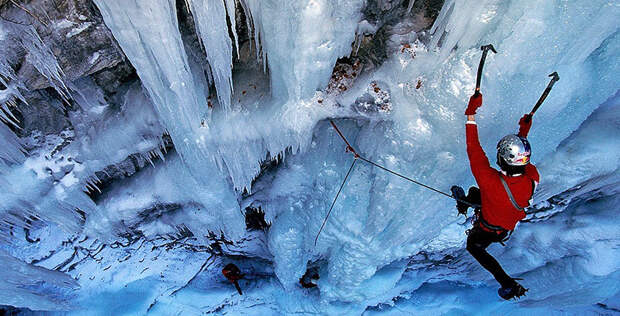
247 0 620 302
95 0 366 191
0 250 78 311
535 91 620 201
0 0 618 313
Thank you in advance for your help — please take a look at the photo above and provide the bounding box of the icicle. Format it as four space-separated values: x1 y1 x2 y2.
20 26 71 101
0 107 20 128
242 0 263 64
1 219 12 227
155 147 166 162
237 0 255 54
407 0 416 14
0 120 25 167
102 169 111 178
224 0 240 58
0 85 24 127
186 0 235 111
145 155 154 167
88 178 101 194
353 33 362 56
428 0 455 49
19 216 33 229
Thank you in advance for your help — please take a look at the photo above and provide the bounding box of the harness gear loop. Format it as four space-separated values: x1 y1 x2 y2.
471 209 513 246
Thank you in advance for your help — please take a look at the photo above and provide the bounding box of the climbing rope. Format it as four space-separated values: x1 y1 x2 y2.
314 158 357 247
329 120 479 207
314 120 480 246
356 155 454 199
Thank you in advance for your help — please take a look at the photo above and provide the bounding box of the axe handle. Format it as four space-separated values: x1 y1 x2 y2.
475 51 490 94
234 281 243 295
530 77 559 115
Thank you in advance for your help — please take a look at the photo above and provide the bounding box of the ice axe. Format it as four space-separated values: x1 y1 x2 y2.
525 72 560 122
474 44 497 96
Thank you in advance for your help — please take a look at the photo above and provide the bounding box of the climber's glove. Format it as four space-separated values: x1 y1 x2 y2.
465 93 483 115
518 113 533 137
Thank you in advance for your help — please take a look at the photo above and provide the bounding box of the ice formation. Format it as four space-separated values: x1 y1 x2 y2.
185 0 236 111
94 0 366 192
0 0 618 314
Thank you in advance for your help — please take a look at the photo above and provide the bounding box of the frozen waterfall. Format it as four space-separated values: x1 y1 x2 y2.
0 0 618 314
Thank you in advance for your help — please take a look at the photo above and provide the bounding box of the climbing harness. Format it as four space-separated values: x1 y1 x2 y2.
314 120 480 246
468 210 513 246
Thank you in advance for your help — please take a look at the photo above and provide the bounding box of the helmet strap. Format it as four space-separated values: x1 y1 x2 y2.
497 154 526 176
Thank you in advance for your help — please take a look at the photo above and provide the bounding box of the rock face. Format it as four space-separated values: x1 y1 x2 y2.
13 89 70 137
0 0 446 137
356 0 443 69
0 0 138 137
6 0 125 90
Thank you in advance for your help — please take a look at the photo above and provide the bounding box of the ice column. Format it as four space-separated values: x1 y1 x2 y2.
95 0 244 239
94 0 211 177
241 0 365 101
186 0 236 112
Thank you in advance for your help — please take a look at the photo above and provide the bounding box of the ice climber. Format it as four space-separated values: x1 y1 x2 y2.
222 263 244 295
299 269 320 288
451 92 539 300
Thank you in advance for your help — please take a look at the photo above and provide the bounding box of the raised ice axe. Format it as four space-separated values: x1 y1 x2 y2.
474 44 497 96
527 72 560 120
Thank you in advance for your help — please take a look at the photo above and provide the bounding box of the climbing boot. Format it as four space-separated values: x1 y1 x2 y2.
451 185 469 216
498 279 528 300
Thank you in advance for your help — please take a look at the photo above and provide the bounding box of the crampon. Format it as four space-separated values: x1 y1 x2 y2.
498 279 528 300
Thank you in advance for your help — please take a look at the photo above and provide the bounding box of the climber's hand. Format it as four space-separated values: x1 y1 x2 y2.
465 93 483 115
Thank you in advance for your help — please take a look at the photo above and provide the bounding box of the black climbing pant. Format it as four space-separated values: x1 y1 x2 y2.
462 186 514 287
466 226 513 287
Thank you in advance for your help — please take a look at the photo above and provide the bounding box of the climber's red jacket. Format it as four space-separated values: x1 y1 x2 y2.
466 122 539 230
222 264 243 282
